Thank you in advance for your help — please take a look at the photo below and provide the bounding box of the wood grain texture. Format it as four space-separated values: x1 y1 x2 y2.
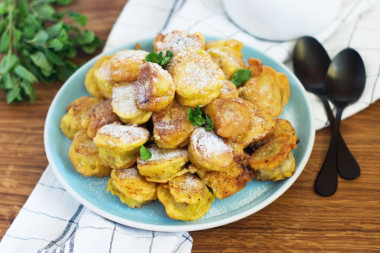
1 0 380 251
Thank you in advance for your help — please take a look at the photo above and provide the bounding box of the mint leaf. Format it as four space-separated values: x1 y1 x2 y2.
0 33 10 53
188 105 205 126
14 65 38 83
30 51 53 76
6 86 21 104
231 69 252 87
0 55 19 74
69 12 87 27
140 145 152 160
205 115 214 131
21 81 36 104
161 50 173 65
145 50 173 66
145 52 162 64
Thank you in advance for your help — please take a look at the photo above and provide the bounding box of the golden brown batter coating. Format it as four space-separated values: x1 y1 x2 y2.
157 174 214 221
205 39 246 79
93 56 115 98
169 47 224 107
93 123 149 169
188 127 241 176
152 99 195 149
137 144 188 183
69 129 111 177
136 62 175 111
218 80 239 100
110 50 148 82
238 66 290 118
87 99 120 139
204 98 251 140
189 164 254 199
111 82 152 125
107 167 157 208
60 96 103 139
153 30 205 54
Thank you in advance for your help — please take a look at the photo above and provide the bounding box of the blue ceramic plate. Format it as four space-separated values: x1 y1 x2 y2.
44 36 315 232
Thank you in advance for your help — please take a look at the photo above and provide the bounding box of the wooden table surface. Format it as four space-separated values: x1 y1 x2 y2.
1 1 380 252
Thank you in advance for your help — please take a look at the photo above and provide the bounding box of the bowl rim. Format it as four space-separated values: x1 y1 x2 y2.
44 36 315 232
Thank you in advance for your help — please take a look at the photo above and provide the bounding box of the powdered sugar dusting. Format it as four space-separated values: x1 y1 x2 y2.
178 174 202 192
191 128 232 158
98 124 149 145
156 31 202 54
111 83 139 115
112 50 148 62
98 61 113 81
117 167 140 179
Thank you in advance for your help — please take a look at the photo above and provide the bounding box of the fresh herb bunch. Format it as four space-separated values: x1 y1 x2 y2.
0 0 102 104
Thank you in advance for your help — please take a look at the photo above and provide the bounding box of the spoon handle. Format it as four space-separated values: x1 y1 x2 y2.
314 107 343 196
319 95 360 180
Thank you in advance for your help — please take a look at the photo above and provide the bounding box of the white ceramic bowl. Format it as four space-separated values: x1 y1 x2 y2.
223 0 342 41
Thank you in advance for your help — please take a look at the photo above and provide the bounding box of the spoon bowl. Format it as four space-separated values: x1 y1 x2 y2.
293 36 331 95
326 48 366 107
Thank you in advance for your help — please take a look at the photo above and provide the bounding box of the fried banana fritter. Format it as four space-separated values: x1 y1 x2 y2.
189 164 254 199
111 82 152 124
218 80 239 100
238 66 290 118
153 30 205 54
205 39 246 79
110 50 148 82
169 47 224 107
69 129 111 177
204 98 251 140
153 99 195 149
234 100 276 149
60 96 103 139
255 152 295 181
188 127 241 176
87 99 120 139
136 62 175 111
107 167 157 208
85 55 112 98
93 123 149 169
137 144 189 183
157 174 214 221
93 56 115 98
249 119 298 181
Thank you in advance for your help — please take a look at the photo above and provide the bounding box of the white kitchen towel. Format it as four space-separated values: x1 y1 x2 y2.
104 0 380 130
0 166 192 253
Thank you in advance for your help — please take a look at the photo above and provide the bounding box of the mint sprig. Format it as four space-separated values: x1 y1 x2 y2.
188 105 214 130
145 50 173 66
230 69 252 87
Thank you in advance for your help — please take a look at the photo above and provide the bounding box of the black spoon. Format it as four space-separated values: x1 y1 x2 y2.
314 48 366 196
293 36 361 181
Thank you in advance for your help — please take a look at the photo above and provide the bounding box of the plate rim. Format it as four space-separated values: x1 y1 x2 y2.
44 36 315 232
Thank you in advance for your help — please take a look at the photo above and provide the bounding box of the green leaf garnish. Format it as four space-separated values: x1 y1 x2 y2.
140 145 152 160
188 105 214 130
145 50 173 66
230 69 252 87
69 12 87 27
188 105 205 126
205 115 214 131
